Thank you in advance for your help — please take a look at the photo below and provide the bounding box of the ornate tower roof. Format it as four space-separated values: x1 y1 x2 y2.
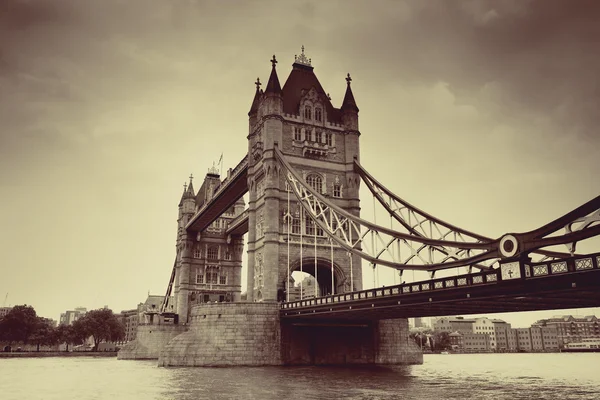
281 46 342 123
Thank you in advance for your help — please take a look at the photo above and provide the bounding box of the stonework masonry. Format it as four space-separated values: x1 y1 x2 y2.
158 302 281 366
117 324 187 360
157 302 422 366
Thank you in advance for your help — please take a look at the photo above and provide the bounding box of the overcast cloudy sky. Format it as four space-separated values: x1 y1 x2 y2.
1 0 599 327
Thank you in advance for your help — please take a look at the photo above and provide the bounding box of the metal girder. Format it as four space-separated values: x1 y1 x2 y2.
275 147 600 272
275 148 496 271
354 160 582 263
160 257 177 313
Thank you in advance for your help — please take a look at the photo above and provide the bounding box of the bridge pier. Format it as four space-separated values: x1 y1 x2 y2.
157 302 422 366
281 318 422 365
117 324 187 360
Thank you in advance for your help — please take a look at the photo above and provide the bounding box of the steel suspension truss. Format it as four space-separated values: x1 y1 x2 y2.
275 147 600 273
354 160 582 265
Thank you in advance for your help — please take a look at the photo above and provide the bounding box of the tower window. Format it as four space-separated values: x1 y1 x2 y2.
305 219 324 237
333 184 342 198
193 246 201 259
206 266 219 284
225 249 232 261
196 272 204 284
219 272 227 285
294 126 302 141
315 131 322 143
304 106 312 120
326 133 333 146
315 108 322 122
292 217 301 234
207 246 219 260
306 174 322 193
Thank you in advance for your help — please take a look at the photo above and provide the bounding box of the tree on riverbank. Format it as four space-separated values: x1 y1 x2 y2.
29 318 57 352
0 305 39 345
75 309 125 351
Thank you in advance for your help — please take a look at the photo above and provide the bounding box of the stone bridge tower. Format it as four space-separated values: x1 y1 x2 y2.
246 48 363 302
173 170 245 323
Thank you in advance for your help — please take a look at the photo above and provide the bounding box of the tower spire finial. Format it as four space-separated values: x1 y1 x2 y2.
255 77 261 90
270 55 278 68
189 173 194 183
346 73 352 86
294 45 312 67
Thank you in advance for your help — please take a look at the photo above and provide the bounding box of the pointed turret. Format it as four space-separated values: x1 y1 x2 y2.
248 77 262 116
178 182 188 207
341 73 359 113
265 55 282 94
186 176 195 198
179 174 196 206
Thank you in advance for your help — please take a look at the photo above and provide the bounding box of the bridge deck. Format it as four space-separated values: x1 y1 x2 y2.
281 253 600 322
186 156 248 233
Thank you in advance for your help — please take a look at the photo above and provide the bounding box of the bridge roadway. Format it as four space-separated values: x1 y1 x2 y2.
186 156 248 233
281 252 600 322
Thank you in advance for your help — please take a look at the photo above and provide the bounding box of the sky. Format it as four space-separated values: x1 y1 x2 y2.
1 0 599 328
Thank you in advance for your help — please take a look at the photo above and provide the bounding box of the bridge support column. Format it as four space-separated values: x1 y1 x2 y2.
375 318 423 364
281 318 422 365
158 302 282 366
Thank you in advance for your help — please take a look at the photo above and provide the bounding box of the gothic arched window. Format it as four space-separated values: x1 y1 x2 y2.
304 106 312 120
306 174 322 193
315 107 322 122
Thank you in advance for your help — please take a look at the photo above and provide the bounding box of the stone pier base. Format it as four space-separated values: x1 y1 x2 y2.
117 324 187 360
156 301 422 367
158 302 281 366
281 317 422 365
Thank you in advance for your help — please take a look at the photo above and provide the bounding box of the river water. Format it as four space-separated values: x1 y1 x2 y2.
1 353 598 399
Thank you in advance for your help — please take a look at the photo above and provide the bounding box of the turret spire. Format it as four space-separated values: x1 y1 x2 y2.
341 73 359 113
248 77 262 116
187 173 195 196
265 55 282 94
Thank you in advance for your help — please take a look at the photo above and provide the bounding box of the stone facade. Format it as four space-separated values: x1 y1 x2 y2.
158 302 281 366
173 172 246 323
117 324 187 360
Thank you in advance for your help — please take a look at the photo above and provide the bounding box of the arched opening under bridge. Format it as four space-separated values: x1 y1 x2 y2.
286 257 348 301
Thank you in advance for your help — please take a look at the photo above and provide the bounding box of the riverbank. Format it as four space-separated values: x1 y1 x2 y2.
0 351 117 358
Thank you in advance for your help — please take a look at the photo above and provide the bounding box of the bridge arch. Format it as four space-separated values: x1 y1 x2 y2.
287 256 348 298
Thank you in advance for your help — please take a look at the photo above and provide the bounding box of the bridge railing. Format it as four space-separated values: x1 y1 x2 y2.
281 252 600 310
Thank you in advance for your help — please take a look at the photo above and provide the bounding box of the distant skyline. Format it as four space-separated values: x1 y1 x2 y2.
1 1 599 327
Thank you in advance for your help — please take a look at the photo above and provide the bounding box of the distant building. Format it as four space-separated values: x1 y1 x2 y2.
137 295 166 325
59 307 87 326
434 316 476 334
0 307 12 319
532 315 600 347
288 275 317 301
119 309 139 343
414 317 424 328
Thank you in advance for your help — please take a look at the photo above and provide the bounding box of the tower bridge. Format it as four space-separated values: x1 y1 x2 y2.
118 48 600 366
